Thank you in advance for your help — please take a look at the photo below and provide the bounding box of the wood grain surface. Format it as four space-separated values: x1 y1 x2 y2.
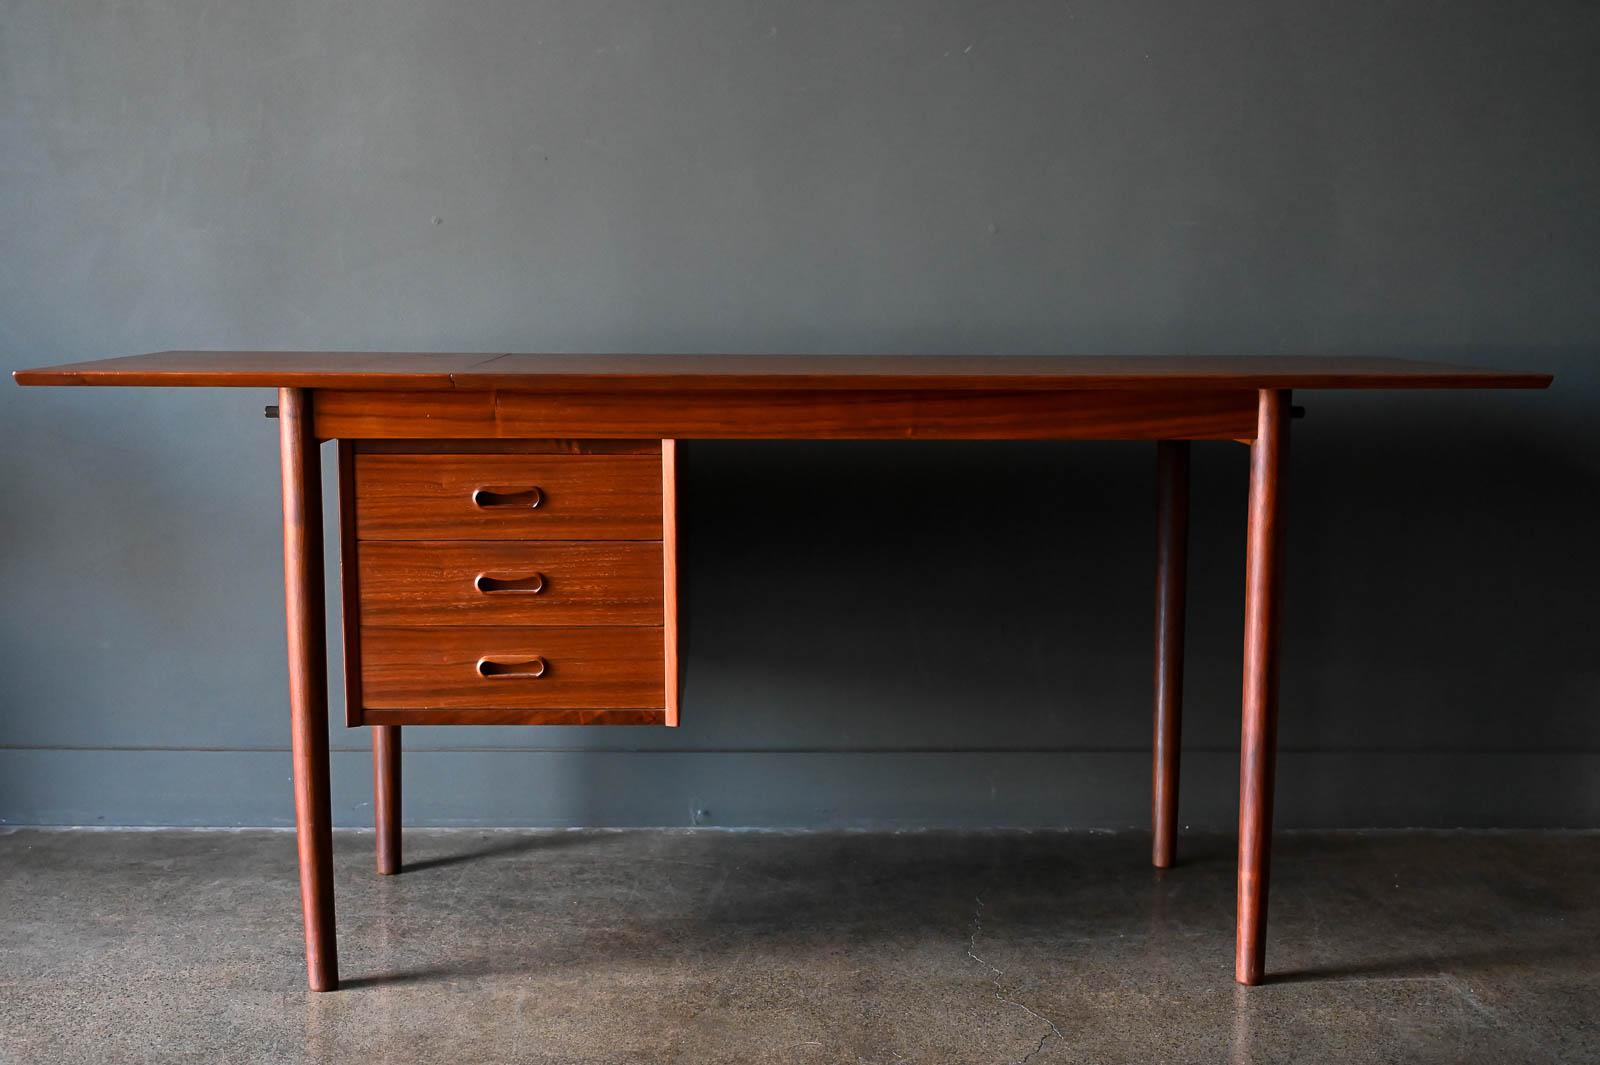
362 626 665 711
1152 440 1190 871
662 440 680 727
358 540 664 627
318 387 1263 440
354 453 663 540
278 388 338 992
14 351 1553 391
1237 389 1290 986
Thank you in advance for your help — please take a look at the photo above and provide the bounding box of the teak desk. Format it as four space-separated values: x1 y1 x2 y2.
14 353 1552 991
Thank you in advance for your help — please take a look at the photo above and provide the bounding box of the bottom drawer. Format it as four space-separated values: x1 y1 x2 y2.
362 626 664 711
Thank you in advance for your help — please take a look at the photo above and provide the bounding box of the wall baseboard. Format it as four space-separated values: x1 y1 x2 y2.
2 748 1595 829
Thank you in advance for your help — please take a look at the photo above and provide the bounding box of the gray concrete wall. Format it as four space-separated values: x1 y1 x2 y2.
2 0 1596 828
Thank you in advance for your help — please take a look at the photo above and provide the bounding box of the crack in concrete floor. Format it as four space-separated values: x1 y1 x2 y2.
965 896 1065 1064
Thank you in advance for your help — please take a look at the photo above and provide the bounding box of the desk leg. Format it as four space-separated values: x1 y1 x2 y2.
279 387 338 992
1152 440 1190 869
374 725 402 874
1236 389 1289 986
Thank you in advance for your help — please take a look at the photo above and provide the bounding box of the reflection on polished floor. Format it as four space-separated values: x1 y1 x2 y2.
2 828 1595 1063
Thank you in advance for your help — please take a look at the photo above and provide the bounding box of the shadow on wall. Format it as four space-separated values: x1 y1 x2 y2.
644 347 1596 826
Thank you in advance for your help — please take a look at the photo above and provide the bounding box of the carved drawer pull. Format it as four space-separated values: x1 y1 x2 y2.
476 655 547 679
474 572 545 595
471 486 543 509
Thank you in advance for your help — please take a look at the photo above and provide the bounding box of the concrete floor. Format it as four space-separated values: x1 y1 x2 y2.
1 829 1596 1064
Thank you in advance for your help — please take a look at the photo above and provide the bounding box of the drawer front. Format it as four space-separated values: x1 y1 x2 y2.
356 453 663 540
358 541 663 627
362 626 664 710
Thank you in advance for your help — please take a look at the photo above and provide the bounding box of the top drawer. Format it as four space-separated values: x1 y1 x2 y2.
355 453 663 541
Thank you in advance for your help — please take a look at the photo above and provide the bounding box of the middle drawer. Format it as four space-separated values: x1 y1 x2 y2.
358 541 664 627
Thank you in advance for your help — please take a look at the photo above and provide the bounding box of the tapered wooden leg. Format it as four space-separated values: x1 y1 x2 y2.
373 725 401 875
279 387 338 992
1152 440 1190 869
1236 389 1289 986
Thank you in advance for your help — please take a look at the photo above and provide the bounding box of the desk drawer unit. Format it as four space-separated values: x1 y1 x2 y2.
339 440 679 726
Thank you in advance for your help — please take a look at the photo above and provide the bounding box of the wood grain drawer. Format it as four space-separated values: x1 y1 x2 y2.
355 453 663 540
358 541 663 627
361 626 664 710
